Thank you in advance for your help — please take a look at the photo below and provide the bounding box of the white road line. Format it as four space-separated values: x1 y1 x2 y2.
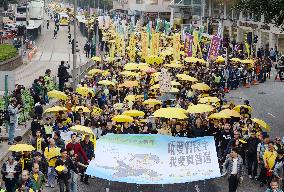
268 113 276 118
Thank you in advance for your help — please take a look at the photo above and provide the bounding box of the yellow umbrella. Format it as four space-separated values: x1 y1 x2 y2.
199 97 220 103
153 107 187 119
47 90 67 100
176 74 198 82
171 81 181 86
44 106 67 113
169 87 180 93
120 71 140 77
220 109 241 118
240 59 254 64
233 105 253 113
184 57 198 63
76 87 94 96
164 63 183 68
88 69 103 75
230 58 241 62
72 106 91 113
187 104 214 113
124 63 139 71
150 84 160 90
252 118 270 131
55 165 65 172
124 95 136 101
118 81 139 88
142 99 162 105
92 56 101 62
208 112 231 119
70 125 94 135
112 115 134 123
9 144 35 152
98 80 115 86
122 110 145 117
215 56 225 63
192 83 211 91
92 107 103 116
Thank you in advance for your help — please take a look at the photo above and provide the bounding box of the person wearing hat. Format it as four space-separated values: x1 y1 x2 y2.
7 98 22 145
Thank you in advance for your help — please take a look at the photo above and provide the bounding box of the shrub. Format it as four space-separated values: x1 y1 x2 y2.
0 44 18 62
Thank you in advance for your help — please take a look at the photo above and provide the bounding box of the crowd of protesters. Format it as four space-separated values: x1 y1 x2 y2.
2 13 284 192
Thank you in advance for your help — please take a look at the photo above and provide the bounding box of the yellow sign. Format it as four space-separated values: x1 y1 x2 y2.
173 33 180 60
141 32 148 59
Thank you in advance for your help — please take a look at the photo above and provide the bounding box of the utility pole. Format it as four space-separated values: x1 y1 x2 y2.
72 0 77 87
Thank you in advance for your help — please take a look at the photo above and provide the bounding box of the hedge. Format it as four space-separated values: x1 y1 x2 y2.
0 44 18 62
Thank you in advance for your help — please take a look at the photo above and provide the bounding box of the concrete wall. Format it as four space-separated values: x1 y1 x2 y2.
0 55 23 71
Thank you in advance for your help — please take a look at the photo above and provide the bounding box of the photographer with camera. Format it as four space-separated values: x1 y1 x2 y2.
7 98 22 145
58 61 71 91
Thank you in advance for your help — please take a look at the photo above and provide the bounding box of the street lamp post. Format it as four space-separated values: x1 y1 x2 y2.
72 0 77 87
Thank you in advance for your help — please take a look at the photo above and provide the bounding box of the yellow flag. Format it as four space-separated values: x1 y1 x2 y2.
173 33 180 60
141 32 148 59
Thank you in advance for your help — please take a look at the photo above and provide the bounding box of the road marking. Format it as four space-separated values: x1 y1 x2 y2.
268 113 276 118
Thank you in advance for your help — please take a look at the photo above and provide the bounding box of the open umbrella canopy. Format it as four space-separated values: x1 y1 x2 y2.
230 58 241 62
76 87 94 96
92 56 101 62
184 57 199 63
88 68 103 75
176 74 198 82
122 110 145 117
220 109 241 118
119 81 139 88
153 107 187 119
192 83 211 91
169 87 180 93
187 104 214 114
44 106 67 113
142 99 162 105
252 118 270 131
98 80 116 86
123 63 139 71
208 112 231 119
120 71 140 77
55 165 66 172
72 106 91 113
199 96 220 103
171 81 181 86
164 63 183 68
124 95 136 101
47 90 67 100
70 125 94 135
143 67 156 73
233 105 253 113
9 144 35 152
92 107 103 116
150 84 160 90
215 56 225 63
112 115 134 123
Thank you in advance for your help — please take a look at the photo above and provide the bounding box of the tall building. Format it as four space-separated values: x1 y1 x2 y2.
113 0 171 21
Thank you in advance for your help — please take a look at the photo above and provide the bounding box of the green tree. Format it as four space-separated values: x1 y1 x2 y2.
236 0 284 30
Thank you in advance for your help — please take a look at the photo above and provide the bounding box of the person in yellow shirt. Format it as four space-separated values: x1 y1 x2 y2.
44 138 61 188
263 141 278 183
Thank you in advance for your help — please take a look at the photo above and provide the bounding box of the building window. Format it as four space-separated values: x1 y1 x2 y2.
136 0 145 4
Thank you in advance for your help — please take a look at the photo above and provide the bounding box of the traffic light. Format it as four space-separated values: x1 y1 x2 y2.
71 39 79 54
254 35 258 44
247 32 252 45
